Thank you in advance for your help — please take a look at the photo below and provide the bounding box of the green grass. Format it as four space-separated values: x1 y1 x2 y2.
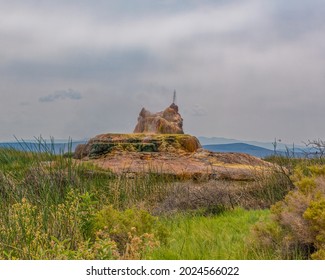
0 146 307 259
149 208 273 260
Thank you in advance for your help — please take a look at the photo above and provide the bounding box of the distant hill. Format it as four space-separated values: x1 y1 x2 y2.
203 143 275 158
198 136 305 151
199 136 240 146
202 143 308 158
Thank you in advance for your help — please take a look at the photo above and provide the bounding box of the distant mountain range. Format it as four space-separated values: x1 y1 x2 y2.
198 136 304 150
202 143 276 158
199 137 309 158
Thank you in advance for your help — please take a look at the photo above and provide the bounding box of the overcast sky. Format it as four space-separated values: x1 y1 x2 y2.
1 0 325 144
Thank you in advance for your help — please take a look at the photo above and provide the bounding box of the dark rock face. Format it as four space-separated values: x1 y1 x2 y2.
74 143 90 159
133 103 184 134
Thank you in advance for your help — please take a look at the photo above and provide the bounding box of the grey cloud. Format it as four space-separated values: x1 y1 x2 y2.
1 0 325 143
0 1 261 64
19 101 30 106
266 0 325 42
0 0 238 20
39 89 82 103
1 49 154 82
185 105 208 117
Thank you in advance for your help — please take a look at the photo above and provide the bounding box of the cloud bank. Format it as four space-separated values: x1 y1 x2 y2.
0 0 325 143
39 89 82 103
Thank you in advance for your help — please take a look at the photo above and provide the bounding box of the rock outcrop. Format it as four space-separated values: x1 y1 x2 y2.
133 103 184 134
74 133 201 159
73 133 275 181
73 101 275 181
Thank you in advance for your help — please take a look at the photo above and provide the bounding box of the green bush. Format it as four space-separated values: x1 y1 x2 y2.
94 206 168 254
0 190 96 259
304 195 325 259
0 189 165 260
252 165 325 259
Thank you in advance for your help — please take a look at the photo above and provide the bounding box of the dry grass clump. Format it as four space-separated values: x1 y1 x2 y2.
244 168 294 208
23 166 79 198
154 181 235 215
0 170 17 200
154 169 293 215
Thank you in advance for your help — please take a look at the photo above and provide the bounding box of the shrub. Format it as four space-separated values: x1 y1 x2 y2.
0 190 92 259
93 206 168 255
252 165 325 259
303 194 325 259
0 189 165 260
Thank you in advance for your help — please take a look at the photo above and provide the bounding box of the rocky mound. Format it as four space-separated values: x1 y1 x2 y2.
74 101 275 181
74 133 201 159
133 103 184 134
74 133 273 181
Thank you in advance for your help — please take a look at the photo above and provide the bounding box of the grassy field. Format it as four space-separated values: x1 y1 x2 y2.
149 208 272 260
0 147 323 259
